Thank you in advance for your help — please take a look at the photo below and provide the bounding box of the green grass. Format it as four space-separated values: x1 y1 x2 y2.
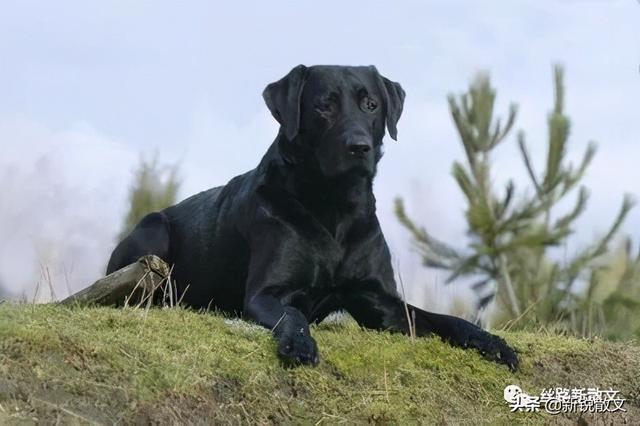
0 304 638 425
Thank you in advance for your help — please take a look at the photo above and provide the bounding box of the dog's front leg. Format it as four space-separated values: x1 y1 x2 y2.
244 292 319 366
341 281 518 370
407 304 519 370
242 211 324 366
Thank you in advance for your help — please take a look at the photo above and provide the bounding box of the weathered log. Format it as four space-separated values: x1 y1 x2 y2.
60 255 170 307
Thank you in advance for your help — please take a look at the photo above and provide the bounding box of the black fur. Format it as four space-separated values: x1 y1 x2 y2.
107 65 518 370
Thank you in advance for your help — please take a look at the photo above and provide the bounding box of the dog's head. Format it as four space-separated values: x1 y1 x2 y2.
263 65 405 180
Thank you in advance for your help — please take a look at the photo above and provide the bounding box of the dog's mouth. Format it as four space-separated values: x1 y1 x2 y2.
344 161 375 179
306 147 376 182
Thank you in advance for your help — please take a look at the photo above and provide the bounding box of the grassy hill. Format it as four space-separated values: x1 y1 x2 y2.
0 304 638 425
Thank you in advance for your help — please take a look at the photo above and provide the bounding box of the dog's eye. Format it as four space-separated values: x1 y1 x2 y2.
361 96 378 113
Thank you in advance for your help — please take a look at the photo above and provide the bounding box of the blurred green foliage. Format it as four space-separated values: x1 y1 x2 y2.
119 154 180 240
396 66 639 340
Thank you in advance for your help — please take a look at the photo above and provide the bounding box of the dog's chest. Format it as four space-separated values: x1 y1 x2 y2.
256 184 374 286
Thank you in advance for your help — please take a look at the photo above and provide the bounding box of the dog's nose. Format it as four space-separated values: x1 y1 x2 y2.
348 141 372 155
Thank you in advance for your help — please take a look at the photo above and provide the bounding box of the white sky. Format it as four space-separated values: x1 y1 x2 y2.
0 1 639 310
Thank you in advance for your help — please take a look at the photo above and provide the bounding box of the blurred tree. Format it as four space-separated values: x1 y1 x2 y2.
118 154 180 240
395 65 637 338
589 238 640 340
0 281 7 301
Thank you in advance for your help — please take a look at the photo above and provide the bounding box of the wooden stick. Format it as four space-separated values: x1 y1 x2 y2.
59 255 170 307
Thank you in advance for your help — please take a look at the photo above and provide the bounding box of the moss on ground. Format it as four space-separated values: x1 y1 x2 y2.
0 304 638 425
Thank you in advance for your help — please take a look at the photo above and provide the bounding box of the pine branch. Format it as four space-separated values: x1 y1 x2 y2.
558 142 596 200
451 162 477 204
553 186 589 231
494 180 515 220
488 104 518 150
564 195 635 281
448 95 478 169
517 132 542 196
543 66 571 194
394 198 463 267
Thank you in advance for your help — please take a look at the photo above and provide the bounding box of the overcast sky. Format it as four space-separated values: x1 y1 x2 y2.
1 1 638 310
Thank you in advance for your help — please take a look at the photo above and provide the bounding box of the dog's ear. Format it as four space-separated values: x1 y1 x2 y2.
263 65 308 141
370 66 406 141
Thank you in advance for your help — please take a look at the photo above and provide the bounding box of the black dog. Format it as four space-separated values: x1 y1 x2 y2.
107 65 518 370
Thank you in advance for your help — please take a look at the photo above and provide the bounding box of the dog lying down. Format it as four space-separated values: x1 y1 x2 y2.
107 65 518 370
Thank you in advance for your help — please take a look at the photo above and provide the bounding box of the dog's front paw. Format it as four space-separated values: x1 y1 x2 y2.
461 327 519 371
277 328 319 367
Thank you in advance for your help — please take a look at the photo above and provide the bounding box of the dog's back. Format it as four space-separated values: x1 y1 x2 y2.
107 170 256 312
